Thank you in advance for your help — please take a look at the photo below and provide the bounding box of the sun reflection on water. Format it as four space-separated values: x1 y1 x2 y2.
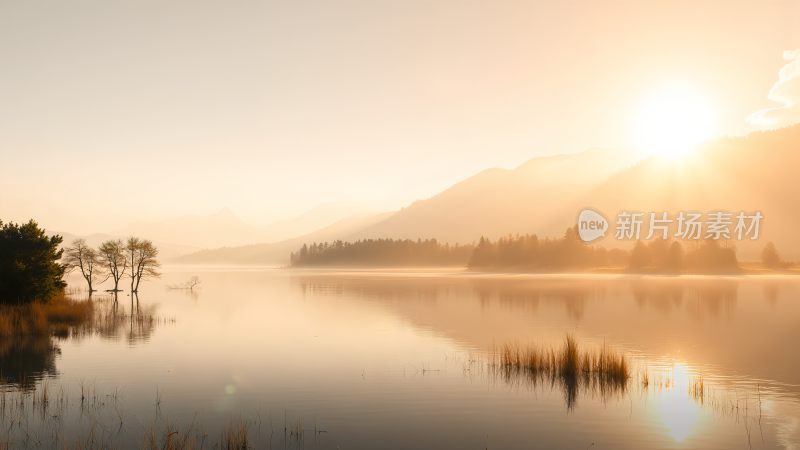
652 362 705 443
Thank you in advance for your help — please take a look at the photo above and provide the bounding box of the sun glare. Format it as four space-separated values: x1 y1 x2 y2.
632 84 717 159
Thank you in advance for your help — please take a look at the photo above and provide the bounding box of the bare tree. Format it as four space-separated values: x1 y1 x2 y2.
127 238 161 293
186 275 200 290
99 239 127 292
126 237 141 294
170 275 201 290
63 239 104 294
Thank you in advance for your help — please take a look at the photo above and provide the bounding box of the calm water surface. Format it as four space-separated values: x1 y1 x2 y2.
2 267 800 449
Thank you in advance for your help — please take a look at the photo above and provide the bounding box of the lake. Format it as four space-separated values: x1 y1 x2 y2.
2 267 800 449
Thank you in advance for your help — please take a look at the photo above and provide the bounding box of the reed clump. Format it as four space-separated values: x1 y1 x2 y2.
493 334 630 409
496 334 630 383
223 421 249 450
640 368 650 389
690 377 705 404
0 293 93 337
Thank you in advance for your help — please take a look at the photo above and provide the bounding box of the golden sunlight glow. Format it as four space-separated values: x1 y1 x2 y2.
653 362 703 443
632 84 717 159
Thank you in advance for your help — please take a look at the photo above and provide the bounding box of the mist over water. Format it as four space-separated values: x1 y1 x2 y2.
2 268 799 449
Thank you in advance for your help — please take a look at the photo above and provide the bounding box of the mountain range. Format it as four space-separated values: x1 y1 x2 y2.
117 202 374 249
162 124 800 264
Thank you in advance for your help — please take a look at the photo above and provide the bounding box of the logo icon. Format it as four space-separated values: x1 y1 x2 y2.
577 208 608 242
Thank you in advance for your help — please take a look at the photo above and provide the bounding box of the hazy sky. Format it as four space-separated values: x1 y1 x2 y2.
1 0 799 234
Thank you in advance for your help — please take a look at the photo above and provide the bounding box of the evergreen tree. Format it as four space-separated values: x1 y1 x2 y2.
665 241 684 273
761 242 782 269
291 238 473 267
628 241 650 271
0 220 66 304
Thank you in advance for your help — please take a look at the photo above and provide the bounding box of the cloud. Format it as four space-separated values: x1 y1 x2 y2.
748 49 800 129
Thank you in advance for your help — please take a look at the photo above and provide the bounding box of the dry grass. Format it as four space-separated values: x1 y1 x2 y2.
223 420 249 450
690 376 705 404
1 381 253 450
0 293 93 337
492 334 630 408
495 334 630 383
640 368 650 389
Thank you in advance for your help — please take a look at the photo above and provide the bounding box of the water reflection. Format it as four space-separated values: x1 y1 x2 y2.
487 337 630 410
653 363 705 443
93 293 166 343
292 273 800 392
472 278 595 320
0 336 57 388
631 279 739 318
3 270 798 449
0 293 170 387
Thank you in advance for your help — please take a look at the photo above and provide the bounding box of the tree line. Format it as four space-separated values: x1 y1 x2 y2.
469 228 628 270
627 239 738 273
0 219 160 305
473 230 788 273
290 238 474 266
290 228 789 274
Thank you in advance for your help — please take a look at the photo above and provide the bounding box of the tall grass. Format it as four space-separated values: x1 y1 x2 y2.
495 334 629 383
1 377 256 450
0 293 93 337
491 334 630 408
223 420 249 450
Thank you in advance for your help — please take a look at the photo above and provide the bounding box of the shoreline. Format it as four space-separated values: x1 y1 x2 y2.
159 264 800 280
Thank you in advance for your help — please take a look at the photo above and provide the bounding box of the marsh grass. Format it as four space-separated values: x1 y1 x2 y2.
491 335 630 408
494 335 630 382
690 376 705 404
0 378 324 450
489 339 770 432
0 293 93 337
640 367 650 389
1 294 176 388
0 349 773 449
223 420 249 450
1 382 255 450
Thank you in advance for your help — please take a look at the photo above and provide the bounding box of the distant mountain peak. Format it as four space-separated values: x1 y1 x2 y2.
212 207 241 221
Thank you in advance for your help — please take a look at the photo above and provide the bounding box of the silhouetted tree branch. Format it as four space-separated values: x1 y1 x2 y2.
126 238 160 293
99 239 127 293
63 239 105 294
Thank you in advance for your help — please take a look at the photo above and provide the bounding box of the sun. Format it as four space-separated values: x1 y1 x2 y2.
631 84 717 159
